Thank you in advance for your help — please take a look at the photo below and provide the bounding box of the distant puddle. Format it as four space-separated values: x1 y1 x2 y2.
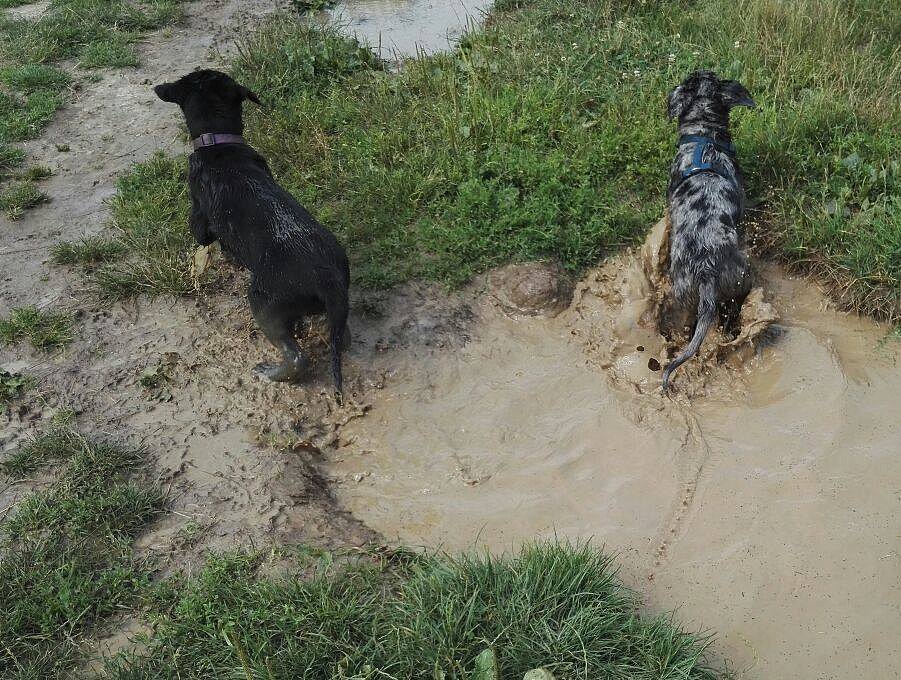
330 0 493 58
326 222 901 678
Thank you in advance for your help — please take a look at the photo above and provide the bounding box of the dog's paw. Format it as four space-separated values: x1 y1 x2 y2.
252 361 308 383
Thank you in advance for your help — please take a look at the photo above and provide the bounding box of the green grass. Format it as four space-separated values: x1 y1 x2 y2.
3 432 163 540
0 426 163 678
0 88 63 141
0 63 71 91
0 369 32 411
105 1 898 318
51 235 127 265
103 543 724 679
19 163 51 180
78 33 140 69
0 421 75 475
0 142 24 168
0 177 46 217
93 153 193 298
0 305 72 349
290 0 336 14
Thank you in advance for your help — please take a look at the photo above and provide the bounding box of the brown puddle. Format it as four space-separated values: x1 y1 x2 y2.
330 0 493 58
326 221 901 678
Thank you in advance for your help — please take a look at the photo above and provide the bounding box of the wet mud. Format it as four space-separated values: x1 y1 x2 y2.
327 221 901 679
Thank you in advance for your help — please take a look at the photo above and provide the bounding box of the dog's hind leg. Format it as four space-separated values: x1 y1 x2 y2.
248 290 310 382
324 295 349 395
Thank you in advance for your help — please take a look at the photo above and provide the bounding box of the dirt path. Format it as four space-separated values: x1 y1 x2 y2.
0 0 284 310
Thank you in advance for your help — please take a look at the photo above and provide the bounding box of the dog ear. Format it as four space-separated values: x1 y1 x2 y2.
238 85 262 106
721 80 756 109
666 84 688 120
154 82 183 104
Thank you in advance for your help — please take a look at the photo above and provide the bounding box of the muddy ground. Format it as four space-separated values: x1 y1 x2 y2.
1 1 899 678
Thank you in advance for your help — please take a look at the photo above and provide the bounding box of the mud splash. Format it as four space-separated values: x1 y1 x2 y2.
326 224 901 678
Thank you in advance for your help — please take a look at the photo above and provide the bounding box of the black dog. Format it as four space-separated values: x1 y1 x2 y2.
154 69 349 393
662 70 756 391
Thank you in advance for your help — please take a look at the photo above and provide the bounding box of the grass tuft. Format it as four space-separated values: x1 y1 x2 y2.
105 542 725 679
20 164 51 181
0 64 71 92
4 431 163 540
0 305 72 350
0 143 25 169
0 178 47 218
0 88 64 142
0 423 77 476
95 152 192 298
0 369 32 412
78 34 140 69
51 235 127 266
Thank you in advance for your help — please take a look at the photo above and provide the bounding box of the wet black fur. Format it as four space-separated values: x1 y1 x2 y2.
154 70 350 393
662 70 756 391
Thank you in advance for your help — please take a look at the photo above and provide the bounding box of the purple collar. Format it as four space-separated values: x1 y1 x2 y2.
192 133 247 150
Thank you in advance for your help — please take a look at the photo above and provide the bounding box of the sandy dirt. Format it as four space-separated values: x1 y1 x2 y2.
1 1 899 678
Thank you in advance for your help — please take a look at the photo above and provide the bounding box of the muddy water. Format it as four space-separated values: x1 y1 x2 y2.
328 239 901 677
331 0 493 57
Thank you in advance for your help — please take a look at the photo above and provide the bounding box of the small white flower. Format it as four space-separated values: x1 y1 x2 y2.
616 20 626 29
621 71 629 80
572 43 578 48
633 69 641 77
674 33 681 39
668 53 676 63
692 50 700 57
734 40 742 48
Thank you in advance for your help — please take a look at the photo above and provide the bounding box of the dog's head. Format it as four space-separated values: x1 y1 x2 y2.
154 69 261 138
666 70 755 125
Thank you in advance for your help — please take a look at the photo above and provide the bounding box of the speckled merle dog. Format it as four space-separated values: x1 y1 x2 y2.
154 70 350 393
662 70 756 391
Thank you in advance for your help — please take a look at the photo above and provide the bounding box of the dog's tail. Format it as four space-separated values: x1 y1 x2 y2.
662 279 717 392
326 294 348 397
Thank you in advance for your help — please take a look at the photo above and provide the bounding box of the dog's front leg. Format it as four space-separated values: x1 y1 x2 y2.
189 198 216 246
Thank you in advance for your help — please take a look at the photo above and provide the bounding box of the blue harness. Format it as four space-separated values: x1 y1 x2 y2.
678 134 736 182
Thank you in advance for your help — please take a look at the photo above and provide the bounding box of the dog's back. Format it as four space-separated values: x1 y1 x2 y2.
667 147 748 307
189 145 349 296
662 71 755 390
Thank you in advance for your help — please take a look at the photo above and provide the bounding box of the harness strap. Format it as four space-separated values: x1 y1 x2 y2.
677 135 736 182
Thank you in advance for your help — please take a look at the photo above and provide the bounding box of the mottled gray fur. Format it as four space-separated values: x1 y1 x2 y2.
662 70 756 391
